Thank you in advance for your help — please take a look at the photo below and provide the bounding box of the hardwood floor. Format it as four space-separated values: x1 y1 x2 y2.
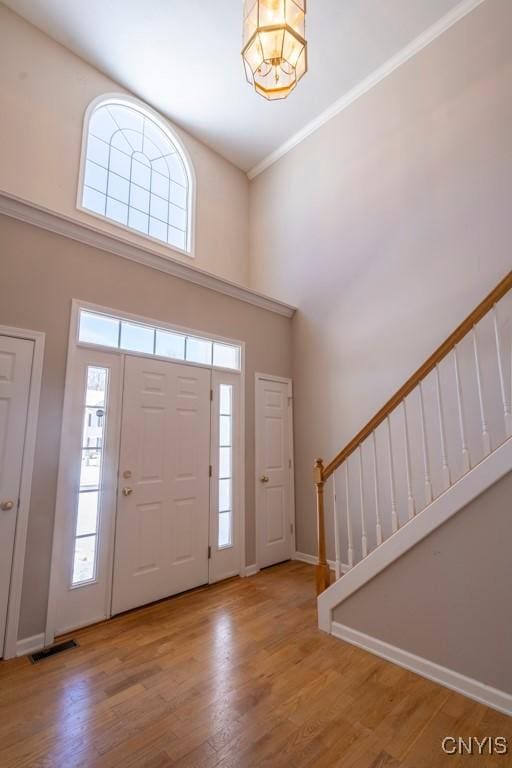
0 562 510 767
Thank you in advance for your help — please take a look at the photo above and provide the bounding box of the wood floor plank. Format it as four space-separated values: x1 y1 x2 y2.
0 562 510 768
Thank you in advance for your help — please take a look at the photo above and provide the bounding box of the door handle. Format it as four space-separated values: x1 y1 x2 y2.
122 487 133 497
259 475 270 483
1 499 15 511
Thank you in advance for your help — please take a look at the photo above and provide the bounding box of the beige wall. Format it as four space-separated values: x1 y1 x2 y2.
0 4 250 286
0 214 292 639
2 0 511 641
249 0 512 556
333 470 512 694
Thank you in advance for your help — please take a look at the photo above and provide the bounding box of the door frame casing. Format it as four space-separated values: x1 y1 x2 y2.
46 299 246 645
254 373 295 571
0 325 45 659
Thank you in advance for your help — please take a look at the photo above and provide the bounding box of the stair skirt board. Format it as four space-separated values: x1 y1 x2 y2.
332 622 512 717
293 552 350 572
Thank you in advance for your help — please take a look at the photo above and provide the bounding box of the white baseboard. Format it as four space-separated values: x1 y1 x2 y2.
16 633 45 658
331 622 512 717
293 551 319 566
244 557 340 576
294 551 349 572
242 564 260 577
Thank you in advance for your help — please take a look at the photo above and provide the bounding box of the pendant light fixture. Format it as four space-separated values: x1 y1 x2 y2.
242 1 307 101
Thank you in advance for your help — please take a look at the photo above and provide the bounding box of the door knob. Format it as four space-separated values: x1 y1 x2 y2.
259 475 270 483
1 500 15 511
122 487 133 497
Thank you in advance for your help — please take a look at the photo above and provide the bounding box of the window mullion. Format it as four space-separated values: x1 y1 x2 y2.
81 100 192 252
78 310 241 371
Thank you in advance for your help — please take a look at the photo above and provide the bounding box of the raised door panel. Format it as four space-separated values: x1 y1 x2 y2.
134 501 163 576
265 485 287 545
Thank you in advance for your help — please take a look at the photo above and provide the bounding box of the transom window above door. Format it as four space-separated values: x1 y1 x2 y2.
79 96 194 255
78 309 241 371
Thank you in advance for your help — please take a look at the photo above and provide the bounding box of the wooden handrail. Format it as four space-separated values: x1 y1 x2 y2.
313 269 512 594
321 271 512 482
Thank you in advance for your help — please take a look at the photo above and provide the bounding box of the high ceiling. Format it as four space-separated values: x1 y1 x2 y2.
3 0 467 172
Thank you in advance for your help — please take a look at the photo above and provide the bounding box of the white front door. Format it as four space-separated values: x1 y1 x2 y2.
112 356 211 614
255 376 293 569
0 336 33 653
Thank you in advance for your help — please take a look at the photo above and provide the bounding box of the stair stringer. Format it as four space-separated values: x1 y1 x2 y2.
318 436 512 632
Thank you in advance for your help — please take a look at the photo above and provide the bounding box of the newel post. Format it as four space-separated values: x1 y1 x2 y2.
314 458 330 595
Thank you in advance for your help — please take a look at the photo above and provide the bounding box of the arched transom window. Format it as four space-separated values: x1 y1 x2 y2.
80 97 193 254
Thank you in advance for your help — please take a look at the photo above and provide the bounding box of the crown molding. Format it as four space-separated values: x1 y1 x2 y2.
248 0 486 180
0 191 296 318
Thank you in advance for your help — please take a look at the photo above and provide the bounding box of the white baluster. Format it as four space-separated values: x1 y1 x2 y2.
345 462 354 569
372 431 383 545
418 382 433 505
493 307 512 438
402 400 416 520
453 345 471 474
332 474 342 580
472 327 491 456
386 417 399 533
358 446 368 558
435 365 451 490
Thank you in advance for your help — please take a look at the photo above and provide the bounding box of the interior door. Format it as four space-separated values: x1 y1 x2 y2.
255 376 293 569
112 356 211 614
0 336 33 654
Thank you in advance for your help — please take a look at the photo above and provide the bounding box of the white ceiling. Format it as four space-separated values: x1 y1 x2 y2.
4 0 467 172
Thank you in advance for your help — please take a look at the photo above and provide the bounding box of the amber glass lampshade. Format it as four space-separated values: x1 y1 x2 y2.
242 0 307 100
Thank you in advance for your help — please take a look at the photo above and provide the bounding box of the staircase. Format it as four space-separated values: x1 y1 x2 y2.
312 272 512 712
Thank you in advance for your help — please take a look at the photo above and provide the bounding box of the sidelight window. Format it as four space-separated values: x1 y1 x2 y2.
72 366 109 585
218 384 233 548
